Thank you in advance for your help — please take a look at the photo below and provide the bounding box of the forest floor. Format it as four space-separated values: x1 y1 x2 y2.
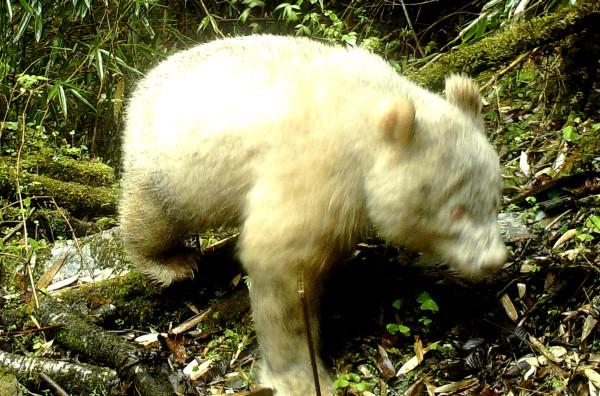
1 56 599 396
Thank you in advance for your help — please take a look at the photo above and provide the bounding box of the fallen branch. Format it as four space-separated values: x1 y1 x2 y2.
0 349 119 394
505 172 600 205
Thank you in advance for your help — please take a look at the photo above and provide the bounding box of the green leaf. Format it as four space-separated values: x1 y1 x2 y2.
14 12 31 43
5 0 12 20
274 3 300 22
97 49 143 76
57 84 68 118
392 299 404 310
95 48 104 82
417 292 439 312
576 233 594 242
398 324 411 335
69 88 96 113
17 74 47 89
355 382 368 392
347 373 360 382
332 378 350 389
34 12 43 42
585 215 600 233
239 8 252 23
562 125 580 142
242 0 265 7
17 0 34 14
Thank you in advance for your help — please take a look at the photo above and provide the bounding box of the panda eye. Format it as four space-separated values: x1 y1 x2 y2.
451 205 467 220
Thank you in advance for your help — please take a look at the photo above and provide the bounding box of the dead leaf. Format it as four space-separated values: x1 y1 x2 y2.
183 358 213 381
376 344 395 380
161 333 188 364
500 293 519 322
582 314 598 342
231 273 243 288
36 253 68 290
584 368 600 388
396 341 439 376
552 142 568 173
433 378 479 393
553 228 577 249
230 335 249 367
134 332 161 346
171 309 212 335
528 335 559 364
519 151 531 176
544 272 558 292
520 262 539 273
414 336 424 364
404 377 426 396
47 274 79 292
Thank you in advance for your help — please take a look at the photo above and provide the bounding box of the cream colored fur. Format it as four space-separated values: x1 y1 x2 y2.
119 35 506 395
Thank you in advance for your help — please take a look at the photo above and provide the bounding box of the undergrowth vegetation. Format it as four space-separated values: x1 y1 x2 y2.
1 1 599 395
0 0 573 160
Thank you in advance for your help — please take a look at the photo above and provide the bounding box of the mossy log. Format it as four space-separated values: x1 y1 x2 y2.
34 296 175 396
0 199 116 241
0 156 117 217
1 269 250 395
19 149 115 187
410 0 600 90
0 349 120 395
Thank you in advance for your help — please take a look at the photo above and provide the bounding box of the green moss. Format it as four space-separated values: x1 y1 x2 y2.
0 157 117 217
0 372 19 396
20 149 115 187
410 0 599 89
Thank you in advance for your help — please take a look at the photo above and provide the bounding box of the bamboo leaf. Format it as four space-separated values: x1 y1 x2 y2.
47 83 59 101
13 12 31 43
17 0 33 15
98 48 143 76
34 13 43 42
5 0 12 20
58 84 68 119
69 88 96 113
95 48 104 82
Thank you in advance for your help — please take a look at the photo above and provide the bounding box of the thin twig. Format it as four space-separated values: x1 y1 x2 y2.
39 372 69 396
1 211 30 243
48 197 94 280
196 0 225 37
298 270 321 396
1 324 64 336
400 0 425 57
16 93 39 309
481 49 535 91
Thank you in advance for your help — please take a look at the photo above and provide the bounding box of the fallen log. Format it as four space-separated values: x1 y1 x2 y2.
19 150 115 187
0 157 117 217
0 349 119 395
35 296 176 396
410 0 600 89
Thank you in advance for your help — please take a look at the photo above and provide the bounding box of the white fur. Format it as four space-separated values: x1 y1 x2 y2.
120 35 506 395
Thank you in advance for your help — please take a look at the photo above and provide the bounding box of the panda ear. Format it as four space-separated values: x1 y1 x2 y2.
445 74 482 117
380 98 415 147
